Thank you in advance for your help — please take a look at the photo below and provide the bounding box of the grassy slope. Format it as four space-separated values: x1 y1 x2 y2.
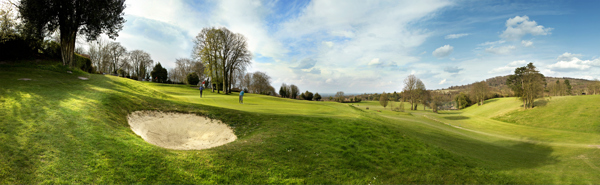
494 95 600 133
416 98 600 183
0 64 511 184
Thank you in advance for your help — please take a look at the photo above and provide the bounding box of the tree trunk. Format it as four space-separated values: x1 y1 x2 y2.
60 31 77 67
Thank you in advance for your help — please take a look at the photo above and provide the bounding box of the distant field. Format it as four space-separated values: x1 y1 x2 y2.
1 63 599 184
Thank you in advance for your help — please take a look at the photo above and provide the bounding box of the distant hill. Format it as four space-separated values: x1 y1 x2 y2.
441 76 598 96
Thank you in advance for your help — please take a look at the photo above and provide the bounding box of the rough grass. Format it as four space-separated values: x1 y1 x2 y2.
0 64 513 184
494 96 600 133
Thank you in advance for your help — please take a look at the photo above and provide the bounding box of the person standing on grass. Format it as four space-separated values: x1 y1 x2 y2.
199 84 204 98
239 90 244 104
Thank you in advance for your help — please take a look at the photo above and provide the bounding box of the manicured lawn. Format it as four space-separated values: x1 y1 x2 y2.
0 64 512 184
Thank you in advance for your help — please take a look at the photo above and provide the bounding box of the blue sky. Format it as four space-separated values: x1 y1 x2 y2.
110 0 600 93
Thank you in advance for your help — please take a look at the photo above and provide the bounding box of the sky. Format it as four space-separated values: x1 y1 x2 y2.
108 0 600 93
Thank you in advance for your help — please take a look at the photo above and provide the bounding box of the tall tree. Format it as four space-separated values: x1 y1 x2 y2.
279 83 289 98
403 75 418 110
193 27 252 94
471 81 489 106
379 92 389 109
19 0 126 67
507 63 545 109
290 84 300 99
414 79 426 110
129 50 153 80
107 41 126 74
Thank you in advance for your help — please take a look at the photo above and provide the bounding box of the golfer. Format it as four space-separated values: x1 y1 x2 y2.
239 90 244 104
199 85 204 98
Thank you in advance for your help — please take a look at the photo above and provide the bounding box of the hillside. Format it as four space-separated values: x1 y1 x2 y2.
0 63 511 184
443 75 599 96
494 95 600 133
2 63 600 184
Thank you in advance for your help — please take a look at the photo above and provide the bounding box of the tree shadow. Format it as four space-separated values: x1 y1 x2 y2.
484 98 499 103
443 116 470 120
534 99 548 107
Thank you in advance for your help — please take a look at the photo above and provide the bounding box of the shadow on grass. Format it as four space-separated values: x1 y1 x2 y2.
534 99 549 107
443 116 470 120
369 113 559 174
484 98 499 104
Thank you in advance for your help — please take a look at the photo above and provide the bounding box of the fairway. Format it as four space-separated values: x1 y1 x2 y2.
1 65 600 184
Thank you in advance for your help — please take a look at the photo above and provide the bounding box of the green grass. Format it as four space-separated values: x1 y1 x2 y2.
494 95 600 133
2 63 599 184
1 64 513 183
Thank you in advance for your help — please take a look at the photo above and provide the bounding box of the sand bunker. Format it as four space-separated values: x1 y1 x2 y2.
127 111 237 150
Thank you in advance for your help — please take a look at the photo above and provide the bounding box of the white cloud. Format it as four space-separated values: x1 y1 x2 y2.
500 15 552 41
432 45 454 58
521 40 533 47
368 58 382 66
445 33 469 39
489 60 528 73
270 0 452 92
322 41 334 48
485 45 516 55
479 40 505 46
439 79 447 85
548 52 600 72
509 60 528 66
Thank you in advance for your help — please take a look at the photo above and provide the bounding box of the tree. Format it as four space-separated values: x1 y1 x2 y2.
414 79 426 110
1 1 18 40
379 92 389 109
303 91 314 101
151 63 168 83
470 81 489 106
19 0 126 67
454 92 471 109
429 91 442 113
249 71 273 95
290 84 300 99
129 50 153 80
279 83 289 98
564 79 572 95
314 93 322 101
193 27 252 94
106 41 127 74
507 63 545 109
186 72 200 86
169 58 204 84
335 91 345 102
403 75 418 110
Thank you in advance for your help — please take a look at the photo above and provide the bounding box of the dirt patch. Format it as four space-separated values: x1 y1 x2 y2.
78 76 88 80
127 111 237 150
18 78 32 81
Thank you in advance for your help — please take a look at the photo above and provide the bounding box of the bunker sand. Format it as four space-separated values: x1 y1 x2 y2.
127 111 237 150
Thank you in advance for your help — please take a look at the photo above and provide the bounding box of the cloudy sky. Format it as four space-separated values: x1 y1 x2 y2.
110 0 600 93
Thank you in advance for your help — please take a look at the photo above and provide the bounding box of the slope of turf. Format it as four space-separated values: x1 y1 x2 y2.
493 95 600 133
336 97 600 184
0 64 513 184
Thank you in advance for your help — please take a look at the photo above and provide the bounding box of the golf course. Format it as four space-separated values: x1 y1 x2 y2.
1 64 599 184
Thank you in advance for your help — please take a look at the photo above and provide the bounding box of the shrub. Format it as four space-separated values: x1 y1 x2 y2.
186 72 200 85
391 102 405 112
314 93 322 101
73 53 93 73
42 41 61 59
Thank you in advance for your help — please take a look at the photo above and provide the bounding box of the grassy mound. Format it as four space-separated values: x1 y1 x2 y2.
493 95 600 133
0 64 512 183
